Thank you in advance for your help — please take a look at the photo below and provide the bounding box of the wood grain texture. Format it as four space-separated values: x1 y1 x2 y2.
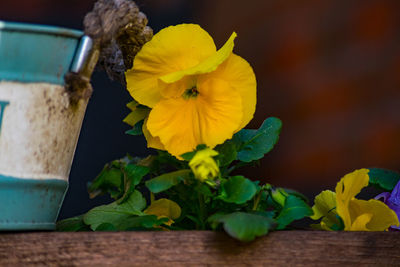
0 231 399 266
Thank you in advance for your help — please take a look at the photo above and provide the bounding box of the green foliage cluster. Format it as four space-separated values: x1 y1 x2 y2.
58 117 312 241
368 168 400 191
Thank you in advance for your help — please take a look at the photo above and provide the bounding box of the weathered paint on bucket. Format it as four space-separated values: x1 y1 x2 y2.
0 21 90 230
0 82 87 181
0 21 82 85
0 175 68 230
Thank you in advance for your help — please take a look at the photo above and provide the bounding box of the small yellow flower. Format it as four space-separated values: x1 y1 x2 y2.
311 169 399 231
189 148 219 182
125 24 256 157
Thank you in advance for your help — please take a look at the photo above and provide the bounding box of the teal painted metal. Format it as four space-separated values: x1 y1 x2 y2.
0 21 83 84
0 175 68 230
0 21 83 230
0 101 9 134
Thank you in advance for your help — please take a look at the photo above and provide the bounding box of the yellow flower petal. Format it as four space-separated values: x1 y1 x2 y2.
310 190 336 220
160 32 237 84
311 190 343 230
142 118 165 150
126 24 216 107
348 213 372 231
147 78 243 157
320 221 335 231
200 53 256 130
349 199 399 231
144 198 181 220
125 23 257 158
159 76 195 99
335 169 369 229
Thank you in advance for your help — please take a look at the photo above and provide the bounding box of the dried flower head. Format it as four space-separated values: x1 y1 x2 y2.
84 0 153 84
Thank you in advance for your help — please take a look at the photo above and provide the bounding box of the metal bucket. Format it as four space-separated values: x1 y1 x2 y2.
0 21 95 230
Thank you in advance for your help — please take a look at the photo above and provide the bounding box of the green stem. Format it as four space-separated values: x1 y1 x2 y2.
252 191 262 211
198 192 206 230
226 161 249 175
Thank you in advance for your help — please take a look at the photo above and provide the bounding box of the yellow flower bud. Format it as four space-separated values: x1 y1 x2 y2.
189 148 219 182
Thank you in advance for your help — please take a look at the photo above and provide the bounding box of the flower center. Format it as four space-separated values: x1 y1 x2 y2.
183 86 199 99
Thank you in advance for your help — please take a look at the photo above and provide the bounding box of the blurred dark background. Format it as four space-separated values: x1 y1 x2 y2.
2 0 400 219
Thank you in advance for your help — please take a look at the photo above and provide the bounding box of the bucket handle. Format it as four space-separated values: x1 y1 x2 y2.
70 36 99 81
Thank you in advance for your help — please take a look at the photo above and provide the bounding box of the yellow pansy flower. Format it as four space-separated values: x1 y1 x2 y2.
125 24 256 157
311 169 399 231
189 148 219 182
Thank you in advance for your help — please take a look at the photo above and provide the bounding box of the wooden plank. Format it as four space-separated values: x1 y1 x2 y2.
0 231 399 266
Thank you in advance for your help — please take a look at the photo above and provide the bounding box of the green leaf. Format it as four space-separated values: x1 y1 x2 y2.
368 168 400 191
145 169 191 193
282 188 309 203
234 117 282 162
152 151 186 171
270 188 288 207
125 120 144 136
124 164 149 186
118 164 150 203
83 190 146 230
88 163 124 199
197 184 213 198
123 215 169 230
180 144 207 161
56 216 90 231
215 140 237 167
95 216 168 231
95 223 118 231
276 195 313 230
180 151 197 161
219 176 257 204
252 210 276 218
208 212 276 242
